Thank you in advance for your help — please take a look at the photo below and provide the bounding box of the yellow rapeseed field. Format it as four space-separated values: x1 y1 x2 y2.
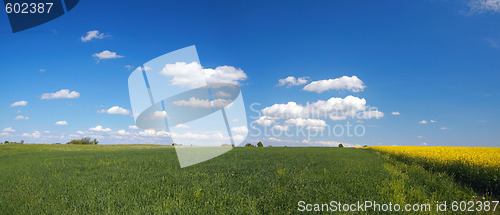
369 146 500 198
369 146 500 167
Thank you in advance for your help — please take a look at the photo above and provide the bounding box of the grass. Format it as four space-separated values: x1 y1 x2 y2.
0 144 494 214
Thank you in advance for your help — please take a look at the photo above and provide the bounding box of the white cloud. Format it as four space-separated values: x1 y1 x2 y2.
440 127 449 130
173 97 231 109
215 91 232 97
419 120 428 124
0 132 8 136
391 112 401 116
284 118 327 127
125 65 134 70
174 124 190 129
55 121 68 126
151 111 169 119
2 127 15 132
430 120 437 123
421 142 428 146
41 89 80 100
10 100 27 107
160 62 247 88
40 69 46 72
417 136 424 139
254 116 277 126
81 30 109 42
92 50 123 60
128 125 139 130
15 115 29 120
231 126 248 133
359 110 385 119
139 129 170 137
261 102 308 119
262 96 368 120
22 131 41 138
99 106 131 115
117 130 130 135
272 125 290 131
89 125 112 132
278 76 309 87
44 131 50 133
303 76 366 93
469 0 500 13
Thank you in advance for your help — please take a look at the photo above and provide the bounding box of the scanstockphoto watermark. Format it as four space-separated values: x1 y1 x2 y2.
247 103 383 139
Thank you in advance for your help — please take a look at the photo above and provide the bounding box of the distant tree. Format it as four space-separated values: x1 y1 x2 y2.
4 141 9 144
363 145 368 147
267 145 272 147
231 143 235 147
20 140 24 144
67 137 98 145
245 143 254 147
338 143 344 148
257 141 263 147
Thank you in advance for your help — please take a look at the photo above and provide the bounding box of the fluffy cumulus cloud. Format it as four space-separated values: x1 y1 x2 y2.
128 125 139 130
469 0 500 13
261 96 368 120
173 97 231 109
303 76 366 93
174 124 190 129
15 115 29 120
10 100 27 107
41 89 80 100
98 106 131 115
22 131 41 138
278 76 309 87
272 125 290 131
231 126 248 133
81 30 109 42
92 50 123 60
359 110 385 119
419 120 428 124
3 127 15 132
284 118 327 127
55 121 68 126
89 125 112 132
151 111 168 119
254 116 277 126
392 112 401 116
160 62 246 88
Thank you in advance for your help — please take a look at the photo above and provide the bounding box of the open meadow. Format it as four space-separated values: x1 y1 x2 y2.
0 144 498 214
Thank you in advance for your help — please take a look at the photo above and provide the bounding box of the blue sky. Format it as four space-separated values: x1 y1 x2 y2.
1 0 499 147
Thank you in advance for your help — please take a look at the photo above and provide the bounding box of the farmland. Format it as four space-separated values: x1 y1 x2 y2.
0 144 497 214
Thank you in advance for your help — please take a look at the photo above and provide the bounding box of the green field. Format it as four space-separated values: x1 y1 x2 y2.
0 144 495 214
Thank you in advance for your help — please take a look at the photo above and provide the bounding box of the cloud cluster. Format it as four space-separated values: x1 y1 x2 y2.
93 50 123 60
303 76 366 93
15 115 29 120
55 121 68 126
161 62 246 88
10 100 27 107
81 30 109 42
98 106 131 115
173 97 231 109
278 76 309 87
261 96 368 120
469 0 500 13
41 89 80 100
